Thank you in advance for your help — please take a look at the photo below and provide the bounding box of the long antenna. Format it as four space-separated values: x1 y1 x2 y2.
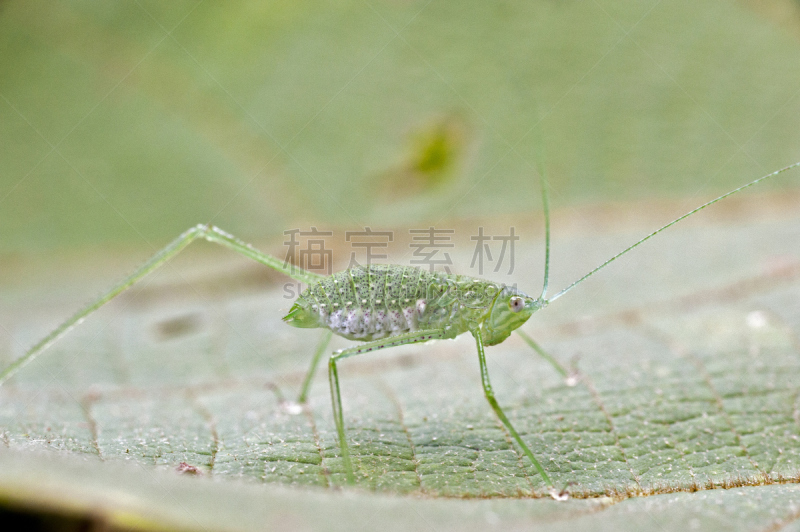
530 124 552 301
547 161 800 303
538 158 551 300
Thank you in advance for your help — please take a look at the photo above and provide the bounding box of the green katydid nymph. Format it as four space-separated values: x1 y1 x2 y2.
2 161 798 497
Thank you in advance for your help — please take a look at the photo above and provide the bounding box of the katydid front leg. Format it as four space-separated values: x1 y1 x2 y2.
473 327 554 490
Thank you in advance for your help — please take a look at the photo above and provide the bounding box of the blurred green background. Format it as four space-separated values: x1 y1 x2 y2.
2 0 800 257
3 3 800 528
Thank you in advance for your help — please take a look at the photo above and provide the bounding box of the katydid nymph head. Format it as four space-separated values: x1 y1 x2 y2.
483 286 546 346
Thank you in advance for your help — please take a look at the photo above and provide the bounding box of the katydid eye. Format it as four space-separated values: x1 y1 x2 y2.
509 297 524 313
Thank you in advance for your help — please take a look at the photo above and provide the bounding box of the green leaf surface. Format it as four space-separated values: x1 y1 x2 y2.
2 448 800 532
3 0 800 529
2 199 800 530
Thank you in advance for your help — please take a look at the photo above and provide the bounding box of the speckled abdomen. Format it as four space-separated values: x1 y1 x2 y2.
283 264 504 341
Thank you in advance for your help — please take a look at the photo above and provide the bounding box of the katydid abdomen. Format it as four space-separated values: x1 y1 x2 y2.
283 264 540 346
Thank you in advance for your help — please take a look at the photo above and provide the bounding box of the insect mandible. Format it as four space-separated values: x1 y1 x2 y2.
1 161 799 496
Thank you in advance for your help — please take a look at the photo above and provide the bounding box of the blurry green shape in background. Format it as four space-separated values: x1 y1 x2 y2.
1 0 799 253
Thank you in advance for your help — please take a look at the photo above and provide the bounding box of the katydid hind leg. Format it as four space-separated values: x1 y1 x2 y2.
297 330 332 403
0 224 321 386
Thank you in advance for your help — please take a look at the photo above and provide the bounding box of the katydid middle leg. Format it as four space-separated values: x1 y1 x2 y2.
327 329 451 484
